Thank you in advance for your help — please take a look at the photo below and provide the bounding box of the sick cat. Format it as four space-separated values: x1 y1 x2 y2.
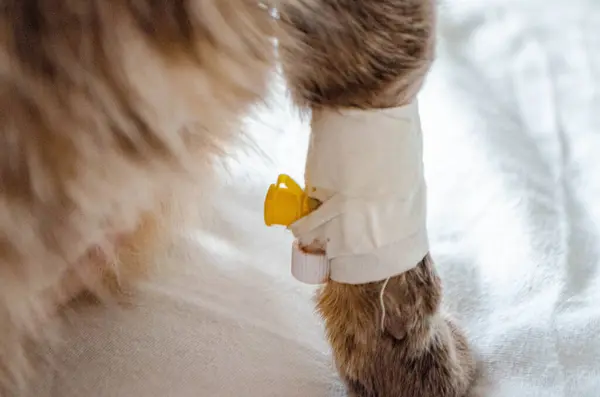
0 1 474 395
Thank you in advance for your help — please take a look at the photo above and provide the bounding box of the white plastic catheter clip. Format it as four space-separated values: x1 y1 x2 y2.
290 241 330 284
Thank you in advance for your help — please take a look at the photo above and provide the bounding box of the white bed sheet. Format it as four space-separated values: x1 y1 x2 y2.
36 0 600 396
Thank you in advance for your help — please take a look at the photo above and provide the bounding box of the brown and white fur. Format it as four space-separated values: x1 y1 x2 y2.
0 0 475 396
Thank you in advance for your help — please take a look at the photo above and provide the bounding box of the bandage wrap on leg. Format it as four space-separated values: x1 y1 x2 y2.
291 101 429 284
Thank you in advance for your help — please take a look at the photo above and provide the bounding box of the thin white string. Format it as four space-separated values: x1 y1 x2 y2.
379 277 391 331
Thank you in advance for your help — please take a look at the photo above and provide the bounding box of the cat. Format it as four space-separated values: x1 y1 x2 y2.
0 1 475 395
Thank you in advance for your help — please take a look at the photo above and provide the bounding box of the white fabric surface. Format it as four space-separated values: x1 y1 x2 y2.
292 102 429 284
36 0 600 396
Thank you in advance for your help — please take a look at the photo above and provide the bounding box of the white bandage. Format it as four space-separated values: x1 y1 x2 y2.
289 101 429 284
